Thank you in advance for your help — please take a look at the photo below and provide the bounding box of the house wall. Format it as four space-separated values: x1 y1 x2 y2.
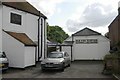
0 5 2 51
2 5 47 61
44 20 47 59
109 16 119 47
24 47 35 67
2 31 25 68
2 5 38 41
25 13 38 41
73 35 110 60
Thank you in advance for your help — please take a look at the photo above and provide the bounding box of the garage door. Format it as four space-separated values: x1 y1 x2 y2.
73 43 100 60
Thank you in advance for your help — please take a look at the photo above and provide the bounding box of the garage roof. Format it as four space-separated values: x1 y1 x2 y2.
73 27 101 36
3 30 37 46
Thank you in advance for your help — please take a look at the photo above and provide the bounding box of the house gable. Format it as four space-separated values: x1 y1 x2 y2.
73 27 101 36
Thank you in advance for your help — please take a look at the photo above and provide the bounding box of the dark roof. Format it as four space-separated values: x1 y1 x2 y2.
3 30 37 46
73 27 101 36
2 0 47 19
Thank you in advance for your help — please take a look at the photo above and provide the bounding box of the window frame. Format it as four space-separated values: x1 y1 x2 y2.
10 12 22 25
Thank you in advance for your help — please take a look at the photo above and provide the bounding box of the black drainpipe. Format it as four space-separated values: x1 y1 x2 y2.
38 13 40 61
38 11 43 61
71 34 74 61
40 16 43 61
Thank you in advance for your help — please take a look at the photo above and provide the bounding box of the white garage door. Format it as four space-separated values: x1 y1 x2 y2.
73 38 109 60
73 44 100 60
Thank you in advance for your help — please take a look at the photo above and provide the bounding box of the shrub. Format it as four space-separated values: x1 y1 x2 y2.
104 53 120 74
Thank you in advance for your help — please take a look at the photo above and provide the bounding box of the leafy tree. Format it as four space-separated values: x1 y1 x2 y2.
47 25 69 43
105 32 109 38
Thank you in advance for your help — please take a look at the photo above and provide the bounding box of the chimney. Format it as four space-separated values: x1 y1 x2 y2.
118 1 120 14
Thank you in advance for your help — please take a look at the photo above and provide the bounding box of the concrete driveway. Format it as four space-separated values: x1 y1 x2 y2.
2 61 115 79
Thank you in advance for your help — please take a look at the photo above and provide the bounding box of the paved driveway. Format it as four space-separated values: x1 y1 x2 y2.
2 61 115 79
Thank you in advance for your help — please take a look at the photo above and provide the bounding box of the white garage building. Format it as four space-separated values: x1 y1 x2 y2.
62 27 110 61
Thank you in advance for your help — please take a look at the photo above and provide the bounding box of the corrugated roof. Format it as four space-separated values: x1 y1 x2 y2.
3 30 37 46
2 0 47 19
73 27 101 36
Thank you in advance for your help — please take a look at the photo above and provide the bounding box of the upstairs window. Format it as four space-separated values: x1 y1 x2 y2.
10 13 22 25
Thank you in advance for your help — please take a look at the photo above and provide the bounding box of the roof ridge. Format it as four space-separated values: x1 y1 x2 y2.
73 27 101 36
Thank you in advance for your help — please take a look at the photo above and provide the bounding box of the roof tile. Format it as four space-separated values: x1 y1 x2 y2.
4 30 37 46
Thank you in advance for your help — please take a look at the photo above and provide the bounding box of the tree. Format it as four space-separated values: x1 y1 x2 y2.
47 25 69 43
105 32 109 38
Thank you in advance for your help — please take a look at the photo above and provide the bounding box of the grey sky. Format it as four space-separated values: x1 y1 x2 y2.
27 0 119 35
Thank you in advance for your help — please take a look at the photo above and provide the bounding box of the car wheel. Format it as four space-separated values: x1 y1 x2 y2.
68 64 70 67
41 68 45 72
61 63 65 71
2 70 7 73
61 68 64 71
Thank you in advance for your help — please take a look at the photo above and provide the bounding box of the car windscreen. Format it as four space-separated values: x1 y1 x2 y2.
48 53 63 58
0 53 6 58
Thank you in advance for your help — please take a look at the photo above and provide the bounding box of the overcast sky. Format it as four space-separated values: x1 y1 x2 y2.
27 0 120 36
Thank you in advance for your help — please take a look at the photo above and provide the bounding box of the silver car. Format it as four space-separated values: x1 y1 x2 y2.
41 51 71 71
0 52 9 72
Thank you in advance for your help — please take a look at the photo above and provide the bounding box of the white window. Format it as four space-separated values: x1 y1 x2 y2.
76 39 98 44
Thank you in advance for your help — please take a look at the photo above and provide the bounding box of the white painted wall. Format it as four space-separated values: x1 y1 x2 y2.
0 5 2 51
73 35 110 60
24 47 35 67
2 5 38 41
2 6 25 33
62 35 110 61
2 5 47 63
44 20 47 58
2 32 25 68
36 46 38 61
62 46 71 60
25 13 38 41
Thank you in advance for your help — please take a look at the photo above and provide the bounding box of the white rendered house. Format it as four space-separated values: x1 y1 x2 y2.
0 1 47 68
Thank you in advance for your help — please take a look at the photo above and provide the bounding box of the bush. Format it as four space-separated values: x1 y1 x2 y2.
104 53 120 74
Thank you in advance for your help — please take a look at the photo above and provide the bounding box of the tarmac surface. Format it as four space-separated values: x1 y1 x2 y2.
2 61 116 79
